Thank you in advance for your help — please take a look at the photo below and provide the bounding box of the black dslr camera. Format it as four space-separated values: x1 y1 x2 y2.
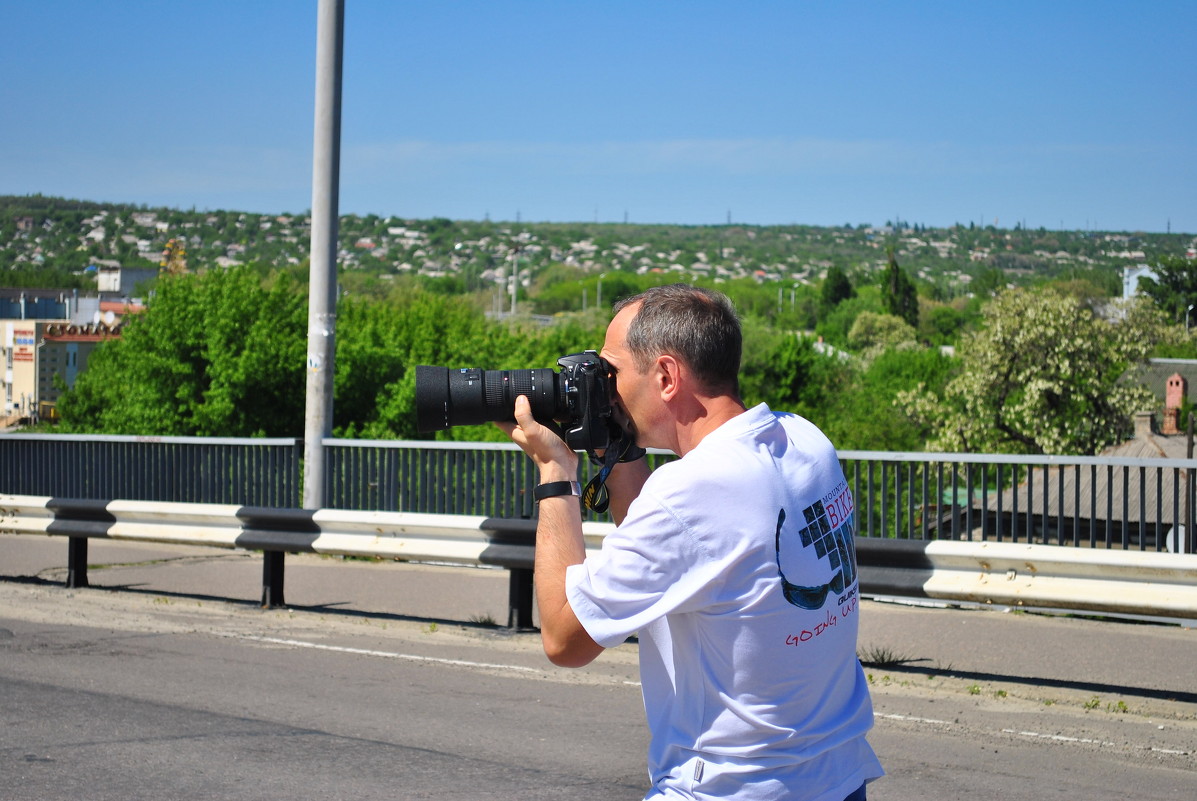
415 351 635 456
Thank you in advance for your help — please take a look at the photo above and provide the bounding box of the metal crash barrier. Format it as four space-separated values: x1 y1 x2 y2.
4 494 1197 625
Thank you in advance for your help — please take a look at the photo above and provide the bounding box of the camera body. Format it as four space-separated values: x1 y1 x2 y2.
415 350 620 453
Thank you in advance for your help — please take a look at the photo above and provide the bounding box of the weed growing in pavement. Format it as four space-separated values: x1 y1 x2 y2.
858 645 917 668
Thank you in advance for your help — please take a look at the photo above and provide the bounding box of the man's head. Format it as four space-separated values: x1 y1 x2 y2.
610 283 741 398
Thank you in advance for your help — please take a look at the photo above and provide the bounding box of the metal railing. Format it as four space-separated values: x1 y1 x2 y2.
840 450 1196 553
0 433 300 506
3 434 1194 553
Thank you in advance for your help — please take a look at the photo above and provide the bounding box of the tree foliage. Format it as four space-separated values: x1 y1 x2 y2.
54 258 1186 458
820 265 854 310
847 312 918 357
738 318 846 419
1138 255 1197 323
880 247 919 329
58 267 307 436
897 288 1167 455
826 346 957 451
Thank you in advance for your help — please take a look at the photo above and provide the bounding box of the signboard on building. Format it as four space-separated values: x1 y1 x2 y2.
12 329 35 362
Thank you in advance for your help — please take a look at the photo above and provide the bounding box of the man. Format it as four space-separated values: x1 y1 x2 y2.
499 284 882 800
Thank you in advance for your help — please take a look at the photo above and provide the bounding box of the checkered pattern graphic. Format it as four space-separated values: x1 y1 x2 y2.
776 499 858 610
797 499 857 592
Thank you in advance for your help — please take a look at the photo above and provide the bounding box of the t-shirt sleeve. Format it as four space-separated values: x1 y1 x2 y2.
565 482 728 649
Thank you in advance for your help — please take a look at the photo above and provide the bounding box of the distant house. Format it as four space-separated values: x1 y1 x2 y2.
95 265 157 295
981 409 1193 553
1123 263 1157 299
1127 359 1197 415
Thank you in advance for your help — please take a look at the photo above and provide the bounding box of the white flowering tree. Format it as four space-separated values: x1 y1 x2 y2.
897 288 1169 455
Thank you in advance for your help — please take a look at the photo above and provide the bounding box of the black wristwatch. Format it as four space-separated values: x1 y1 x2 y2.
533 480 582 501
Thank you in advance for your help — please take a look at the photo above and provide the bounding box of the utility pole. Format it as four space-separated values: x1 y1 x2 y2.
510 247 519 316
303 0 344 511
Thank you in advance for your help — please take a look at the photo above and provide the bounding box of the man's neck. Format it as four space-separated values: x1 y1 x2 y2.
673 396 748 456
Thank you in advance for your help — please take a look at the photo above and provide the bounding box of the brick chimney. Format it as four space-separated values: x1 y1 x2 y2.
1163 373 1187 435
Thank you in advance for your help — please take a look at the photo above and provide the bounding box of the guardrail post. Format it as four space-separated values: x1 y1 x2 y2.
262 551 285 609
66 536 89 589
507 568 534 630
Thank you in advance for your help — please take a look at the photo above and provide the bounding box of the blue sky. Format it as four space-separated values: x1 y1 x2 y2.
3 1 1194 233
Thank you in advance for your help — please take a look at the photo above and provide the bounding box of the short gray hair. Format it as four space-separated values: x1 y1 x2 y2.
613 284 741 396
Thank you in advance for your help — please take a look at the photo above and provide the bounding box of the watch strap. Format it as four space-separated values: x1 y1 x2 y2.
533 480 582 501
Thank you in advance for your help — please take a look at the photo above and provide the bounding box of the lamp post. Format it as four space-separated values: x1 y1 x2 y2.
1187 304 1195 334
597 272 608 310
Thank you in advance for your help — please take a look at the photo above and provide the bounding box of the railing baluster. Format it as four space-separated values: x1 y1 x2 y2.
965 462 974 540
1122 466 1130 550
1011 462 1020 543
921 461 930 541
1027 462 1036 543
936 461 944 540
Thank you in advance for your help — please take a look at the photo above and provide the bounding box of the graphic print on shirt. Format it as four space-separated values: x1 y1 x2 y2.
774 482 858 611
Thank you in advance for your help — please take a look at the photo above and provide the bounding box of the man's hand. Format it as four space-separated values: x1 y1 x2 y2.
496 395 579 482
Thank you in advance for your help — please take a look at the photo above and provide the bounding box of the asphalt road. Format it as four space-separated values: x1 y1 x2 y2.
2 535 1196 799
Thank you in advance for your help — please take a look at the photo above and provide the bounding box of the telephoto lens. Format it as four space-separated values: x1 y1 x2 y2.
414 366 562 432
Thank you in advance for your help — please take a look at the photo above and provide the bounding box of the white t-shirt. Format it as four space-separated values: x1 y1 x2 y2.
566 404 883 800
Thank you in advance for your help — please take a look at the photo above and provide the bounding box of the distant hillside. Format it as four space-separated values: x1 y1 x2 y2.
3 194 1192 298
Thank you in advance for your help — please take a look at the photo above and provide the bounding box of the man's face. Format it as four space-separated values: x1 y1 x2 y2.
600 303 654 448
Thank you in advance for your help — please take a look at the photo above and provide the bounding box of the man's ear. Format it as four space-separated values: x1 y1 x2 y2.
656 354 681 401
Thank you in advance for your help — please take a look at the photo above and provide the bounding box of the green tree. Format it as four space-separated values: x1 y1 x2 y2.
828 346 957 451
847 312 918 356
334 287 506 439
897 288 1166 454
1138 256 1197 323
880 247 919 329
970 266 1008 298
739 318 845 418
919 301 968 346
58 267 306 435
820 265 854 309
815 288 884 350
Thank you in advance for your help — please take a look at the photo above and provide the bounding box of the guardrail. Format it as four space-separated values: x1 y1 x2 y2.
5 494 1196 626
4 434 1194 554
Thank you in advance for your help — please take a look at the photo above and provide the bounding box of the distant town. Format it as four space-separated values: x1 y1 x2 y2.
3 195 1193 301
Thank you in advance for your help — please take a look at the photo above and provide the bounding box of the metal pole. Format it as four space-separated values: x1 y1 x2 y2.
303 0 344 510
510 250 518 315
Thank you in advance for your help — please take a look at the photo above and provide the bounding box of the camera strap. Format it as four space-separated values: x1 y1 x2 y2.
581 433 645 514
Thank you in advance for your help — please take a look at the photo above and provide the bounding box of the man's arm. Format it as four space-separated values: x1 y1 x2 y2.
498 396 604 668
532 489 604 667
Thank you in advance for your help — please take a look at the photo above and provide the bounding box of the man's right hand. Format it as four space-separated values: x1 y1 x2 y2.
496 395 579 483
